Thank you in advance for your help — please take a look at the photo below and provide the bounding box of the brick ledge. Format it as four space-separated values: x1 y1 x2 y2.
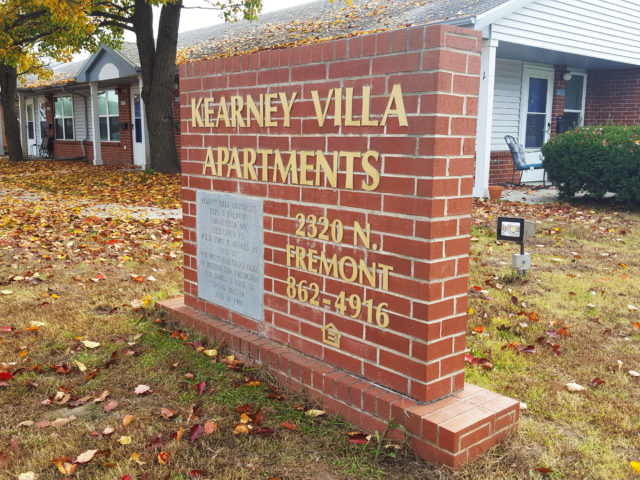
158 297 519 468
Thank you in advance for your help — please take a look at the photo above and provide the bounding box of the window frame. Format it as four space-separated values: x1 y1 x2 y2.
97 89 121 143
53 95 74 140
563 72 587 130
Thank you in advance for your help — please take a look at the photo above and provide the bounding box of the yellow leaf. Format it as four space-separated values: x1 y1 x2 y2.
117 435 132 445
631 461 640 473
130 452 146 465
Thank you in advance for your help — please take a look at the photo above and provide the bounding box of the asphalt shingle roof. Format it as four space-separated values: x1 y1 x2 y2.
177 0 509 62
21 0 510 88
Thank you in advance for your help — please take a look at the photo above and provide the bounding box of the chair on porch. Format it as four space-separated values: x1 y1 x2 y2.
504 135 546 187
38 135 54 158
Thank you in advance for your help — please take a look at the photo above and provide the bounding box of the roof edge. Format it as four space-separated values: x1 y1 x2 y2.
474 0 536 29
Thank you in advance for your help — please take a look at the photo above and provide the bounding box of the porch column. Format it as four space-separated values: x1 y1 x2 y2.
89 82 102 166
138 76 150 168
473 37 499 198
18 92 27 156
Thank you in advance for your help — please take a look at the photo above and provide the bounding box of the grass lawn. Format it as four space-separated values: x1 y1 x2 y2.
0 160 638 480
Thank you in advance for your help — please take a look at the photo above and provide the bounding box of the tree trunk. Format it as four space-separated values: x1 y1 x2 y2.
133 0 181 173
0 63 23 162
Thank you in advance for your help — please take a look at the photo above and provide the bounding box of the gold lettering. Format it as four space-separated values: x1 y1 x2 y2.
279 92 297 128
320 252 338 277
227 147 242 178
358 259 376 287
216 146 229 176
191 98 204 127
353 222 371 248
286 244 295 266
307 248 319 273
378 263 394 291
229 96 246 128
258 148 272 182
215 97 230 128
339 256 358 283
315 151 338 188
381 84 408 127
203 97 215 127
361 86 378 126
295 246 306 270
264 93 278 127
242 148 258 180
273 150 299 184
361 150 380 191
311 89 333 127
299 150 314 186
342 151 358 190
203 146 215 175
333 87 342 126
246 94 264 127
344 88 360 126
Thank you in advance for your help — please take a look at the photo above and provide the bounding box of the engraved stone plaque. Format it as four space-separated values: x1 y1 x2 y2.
196 190 264 320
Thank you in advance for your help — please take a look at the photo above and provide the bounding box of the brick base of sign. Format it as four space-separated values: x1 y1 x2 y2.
159 297 519 468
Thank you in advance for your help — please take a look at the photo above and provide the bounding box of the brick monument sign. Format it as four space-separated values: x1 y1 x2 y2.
160 23 519 467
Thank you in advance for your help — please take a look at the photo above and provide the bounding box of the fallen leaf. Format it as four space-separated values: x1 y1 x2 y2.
118 436 132 445
281 421 297 431
104 400 119 412
565 382 585 392
305 409 326 417
189 424 204 443
73 360 87 372
233 423 251 435
631 461 640 473
103 426 115 435
51 415 76 428
94 390 110 403
18 473 37 480
347 431 370 445
76 449 97 464
134 384 151 395
204 421 217 434
591 378 605 387
122 414 134 427
630 370 640 377
130 452 145 465
160 408 175 419
196 381 206 396
82 340 101 349
157 451 169 464
17 420 34 428
56 460 77 475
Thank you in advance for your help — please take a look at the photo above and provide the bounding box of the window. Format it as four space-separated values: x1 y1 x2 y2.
98 89 120 142
524 77 549 148
26 102 34 140
39 99 47 139
563 74 586 131
54 96 74 140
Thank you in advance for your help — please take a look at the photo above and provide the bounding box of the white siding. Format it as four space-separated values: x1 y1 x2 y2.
491 0 640 66
491 58 523 151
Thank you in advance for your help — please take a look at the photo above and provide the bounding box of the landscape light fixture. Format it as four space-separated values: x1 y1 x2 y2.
497 216 536 275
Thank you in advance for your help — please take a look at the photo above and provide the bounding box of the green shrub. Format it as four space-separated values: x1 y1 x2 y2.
541 124 640 203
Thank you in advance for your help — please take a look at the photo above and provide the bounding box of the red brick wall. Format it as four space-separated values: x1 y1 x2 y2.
550 65 566 136
179 24 481 403
585 68 640 125
174 83 181 162
489 151 519 185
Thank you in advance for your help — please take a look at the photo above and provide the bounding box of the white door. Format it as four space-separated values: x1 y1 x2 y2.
519 67 554 183
130 87 146 167
25 100 35 154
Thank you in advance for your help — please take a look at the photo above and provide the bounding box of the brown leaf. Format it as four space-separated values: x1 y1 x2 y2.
204 421 217 434
134 384 151 395
160 408 175 419
104 400 118 412
189 424 204 443
281 421 297 431
233 423 250 435
122 414 134 427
